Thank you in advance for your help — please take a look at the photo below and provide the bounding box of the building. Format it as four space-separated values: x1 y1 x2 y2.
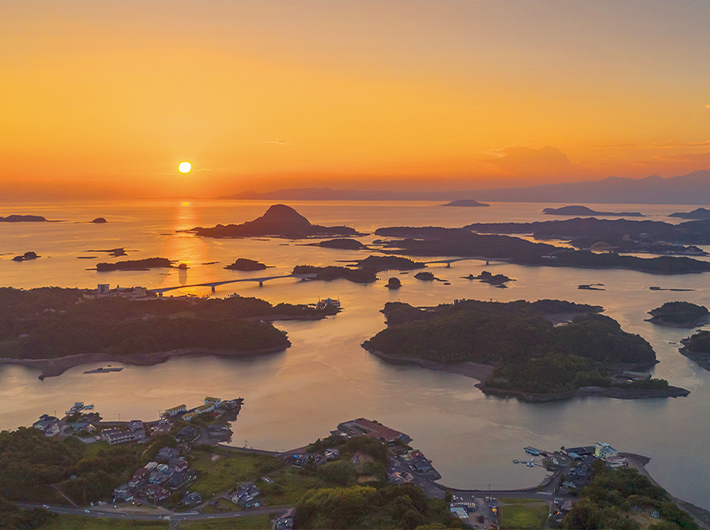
182 412 197 422
145 484 170 502
594 442 618 460
113 484 133 503
276 508 295 530
105 430 141 445
175 426 198 443
195 403 214 415
129 420 144 432
324 448 340 461
337 418 412 444
129 468 149 490
204 396 222 408
231 482 261 508
169 458 188 472
163 404 187 417
156 447 180 462
183 491 202 506
605 455 628 468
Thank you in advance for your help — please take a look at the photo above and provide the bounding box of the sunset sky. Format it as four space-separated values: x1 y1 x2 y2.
1 1 709 199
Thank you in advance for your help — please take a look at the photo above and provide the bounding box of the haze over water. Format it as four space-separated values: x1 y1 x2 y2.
1 200 709 510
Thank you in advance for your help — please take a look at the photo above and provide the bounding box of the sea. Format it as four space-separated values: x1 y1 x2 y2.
0 200 708 509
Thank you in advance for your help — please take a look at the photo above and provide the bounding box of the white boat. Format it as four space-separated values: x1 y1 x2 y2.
316 298 341 309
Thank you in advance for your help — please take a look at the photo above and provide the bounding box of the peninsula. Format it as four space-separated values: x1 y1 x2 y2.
363 299 688 402
188 204 361 239
679 332 710 372
542 205 643 216
669 207 710 219
0 287 338 378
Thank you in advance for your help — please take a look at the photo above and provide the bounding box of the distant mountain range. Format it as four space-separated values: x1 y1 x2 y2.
222 170 710 204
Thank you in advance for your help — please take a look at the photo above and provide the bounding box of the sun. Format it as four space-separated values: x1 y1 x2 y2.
178 161 192 174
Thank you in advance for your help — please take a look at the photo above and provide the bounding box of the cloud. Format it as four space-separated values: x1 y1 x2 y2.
260 140 292 145
594 140 710 149
479 145 584 177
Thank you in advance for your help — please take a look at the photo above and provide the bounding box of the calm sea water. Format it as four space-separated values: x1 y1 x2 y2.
0 200 708 509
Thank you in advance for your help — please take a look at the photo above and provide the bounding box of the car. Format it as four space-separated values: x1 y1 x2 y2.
84 510 90 513
136 502 142 506
42 505 49 509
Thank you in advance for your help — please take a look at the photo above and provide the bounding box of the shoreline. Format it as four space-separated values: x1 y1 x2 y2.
365 346 689 402
679 346 710 372
0 344 290 379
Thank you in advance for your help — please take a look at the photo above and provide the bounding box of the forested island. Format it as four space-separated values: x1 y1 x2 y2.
542 205 643 216
0 287 338 377
311 238 366 250
96 257 172 271
363 299 688 401
189 204 360 239
293 255 426 284
0 215 49 222
669 208 710 219
224 258 267 270
441 199 489 207
647 302 709 327
374 226 710 273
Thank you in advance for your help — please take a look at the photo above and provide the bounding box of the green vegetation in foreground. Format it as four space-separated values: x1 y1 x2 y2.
181 515 271 529
364 300 659 395
648 302 708 326
499 497 543 505
0 287 338 359
562 462 699 530
36 515 167 530
497 502 548 529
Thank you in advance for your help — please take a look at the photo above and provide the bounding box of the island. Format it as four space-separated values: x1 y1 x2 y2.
188 204 361 239
0 287 339 378
363 299 689 402
385 277 402 289
441 199 490 207
647 302 709 327
91 217 107 223
12 251 39 262
89 247 127 257
96 257 172 271
542 205 643 216
669 207 710 219
311 238 366 250
292 256 426 284
0 215 48 222
464 271 513 287
414 271 436 281
224 258 267 271
374 226 710 274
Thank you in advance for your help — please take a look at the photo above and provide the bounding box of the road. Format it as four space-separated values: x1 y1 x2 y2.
17 501 293 528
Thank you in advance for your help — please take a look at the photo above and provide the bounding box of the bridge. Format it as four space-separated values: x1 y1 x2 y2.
149 273 317 295
423 257 508 267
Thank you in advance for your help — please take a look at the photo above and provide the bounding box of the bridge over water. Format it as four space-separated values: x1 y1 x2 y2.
149 273 317 295
423 257 509 267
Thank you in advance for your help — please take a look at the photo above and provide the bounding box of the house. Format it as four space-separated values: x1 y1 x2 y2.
156 447 180 462
144 461 159 471
195 403 214 415
162 404 187 417
605 455 628 468
175 426 198 443
223 398 243 410
324 448 340 461
144 484 170 502
276 507 295 530
563 446 596 460
149 469 172 485
129 468 150 490
231 482 261 508
183 491 202 506
166 471 185 490
204 396 222 408
182 412 197 422
169 458 188 472
32 416 59 432
101 428 121 441
113 484 133 502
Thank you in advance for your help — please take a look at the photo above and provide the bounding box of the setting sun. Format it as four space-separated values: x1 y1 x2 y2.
178 161 192 174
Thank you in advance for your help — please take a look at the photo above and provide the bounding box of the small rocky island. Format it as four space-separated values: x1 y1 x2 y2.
414 271 436 281
363 299 688 402
91 217 107 223
647 302 709 327
441 199 490 207
385 277 402 289
12 251 39 262
225 258 267 271
542 205 643 217
189 204 361 239
96 257 172 271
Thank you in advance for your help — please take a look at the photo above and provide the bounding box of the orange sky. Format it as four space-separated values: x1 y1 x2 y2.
1 1 709 199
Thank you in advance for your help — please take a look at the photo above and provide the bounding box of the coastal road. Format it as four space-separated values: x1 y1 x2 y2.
17 502 294 528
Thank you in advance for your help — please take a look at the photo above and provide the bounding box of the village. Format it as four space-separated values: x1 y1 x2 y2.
28 403 659 529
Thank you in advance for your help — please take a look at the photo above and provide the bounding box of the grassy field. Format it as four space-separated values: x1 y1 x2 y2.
38 515 168 529
497 503 549 530
181 515 271 529
499 497 544 504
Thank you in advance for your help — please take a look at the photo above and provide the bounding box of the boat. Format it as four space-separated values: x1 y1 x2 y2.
316 298 341 310
512 459 520 464
524 446 540 456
